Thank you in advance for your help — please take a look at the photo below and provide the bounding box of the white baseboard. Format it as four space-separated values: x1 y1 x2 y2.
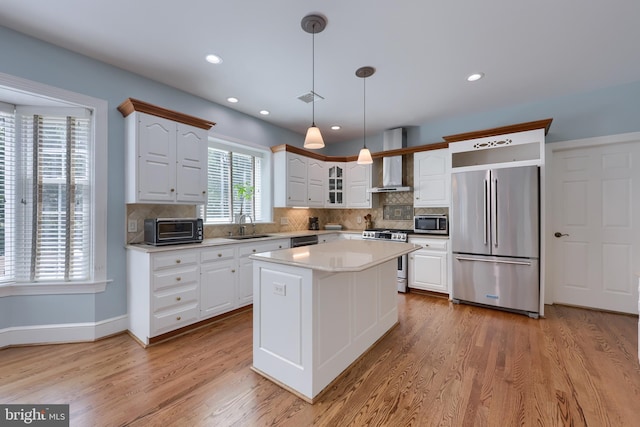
0 315 128 348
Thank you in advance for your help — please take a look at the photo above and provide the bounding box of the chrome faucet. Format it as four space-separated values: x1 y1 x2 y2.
239 214 255 235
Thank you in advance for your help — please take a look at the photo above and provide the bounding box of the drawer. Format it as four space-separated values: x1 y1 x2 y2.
238 240 289 258
152 266 199 291
152 251 198 270
409 238 448 251
152 304 199 336
153 284 198 312
201 246 236 263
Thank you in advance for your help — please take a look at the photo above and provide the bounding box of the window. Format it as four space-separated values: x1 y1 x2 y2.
0 72 107 294
202 138 270 224
1 107 91 283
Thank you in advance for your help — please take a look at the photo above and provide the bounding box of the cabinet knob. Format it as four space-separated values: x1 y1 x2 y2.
170 188 175 193
176 316 181 321
231 269 236 273
218 253 222 257
252 249 256 252
279 245 282 248
175 259 181 264
424 244 429 247
308 198 311 200
176 296 181 301
176 277 181 281
416 197 420 199
288 196 291 200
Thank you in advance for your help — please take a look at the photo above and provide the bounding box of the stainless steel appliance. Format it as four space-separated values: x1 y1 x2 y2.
144 218 203 246
413 214 448 235
290 234 318 247
451 166 540 318
308 217 319 230
362 228 411 292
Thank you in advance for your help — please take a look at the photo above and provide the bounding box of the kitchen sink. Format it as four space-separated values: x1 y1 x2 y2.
226 234 271 240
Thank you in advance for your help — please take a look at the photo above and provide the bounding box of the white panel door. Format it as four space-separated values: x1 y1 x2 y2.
175 123 208 204
286 153 307 205
346 162 372 208
414 148 450 207
307 158 325 207
137 113 176 202
551 139 640 313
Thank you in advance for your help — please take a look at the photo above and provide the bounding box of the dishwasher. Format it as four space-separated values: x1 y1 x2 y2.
290 235 318 247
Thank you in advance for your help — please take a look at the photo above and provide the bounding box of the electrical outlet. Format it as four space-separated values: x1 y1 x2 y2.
280 217 289 225
127 219 138 233
356 216 362 224
273 283 286 296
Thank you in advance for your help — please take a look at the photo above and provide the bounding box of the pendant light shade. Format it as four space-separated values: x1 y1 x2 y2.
304 125 324 149
356 66 375 165
301 14 327 149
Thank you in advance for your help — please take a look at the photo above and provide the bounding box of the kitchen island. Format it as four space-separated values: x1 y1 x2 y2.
250 239 419 402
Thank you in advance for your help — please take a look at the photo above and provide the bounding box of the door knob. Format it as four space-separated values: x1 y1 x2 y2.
554 232 569 238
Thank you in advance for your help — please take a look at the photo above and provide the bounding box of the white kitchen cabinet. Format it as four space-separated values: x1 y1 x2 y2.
318 233 339 244
408 237 448 294
127 248 201 345
413 148 450 207
325 162 346 208
237 239 290 306
200 246 237 318
124 111 208 204
346 161 373 208
274 151 325 207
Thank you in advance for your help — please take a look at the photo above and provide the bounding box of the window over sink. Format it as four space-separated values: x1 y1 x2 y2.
202 137 271 224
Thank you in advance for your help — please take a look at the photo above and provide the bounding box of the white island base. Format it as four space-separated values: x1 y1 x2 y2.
251 240 418 403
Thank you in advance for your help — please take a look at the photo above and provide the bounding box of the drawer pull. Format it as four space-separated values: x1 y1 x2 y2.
231 269 236 273
202 191 206 195
279 245 282 249
252 249 256 253
170 188 175 193
218 253 222 257
176 316 181 321
176 296 181 301
176 277 181 281
175 259 181 264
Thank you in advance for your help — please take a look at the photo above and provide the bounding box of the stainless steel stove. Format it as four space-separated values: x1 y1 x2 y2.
362 228 412 292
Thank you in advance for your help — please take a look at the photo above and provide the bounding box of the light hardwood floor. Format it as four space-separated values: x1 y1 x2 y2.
1 294 639 426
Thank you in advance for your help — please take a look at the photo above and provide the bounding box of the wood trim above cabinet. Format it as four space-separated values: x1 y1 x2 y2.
271 141 448 162
117 98 216 130
443 118 553 143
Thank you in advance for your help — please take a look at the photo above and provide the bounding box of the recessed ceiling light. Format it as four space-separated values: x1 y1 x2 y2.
331 125 341 130
467 72 484 82
259 110 270 115
227 97 238 103
205 54 223 64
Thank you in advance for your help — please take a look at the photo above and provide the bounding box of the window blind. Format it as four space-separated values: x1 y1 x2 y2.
16 112 92 282
0 104 15 283
206 148 231 222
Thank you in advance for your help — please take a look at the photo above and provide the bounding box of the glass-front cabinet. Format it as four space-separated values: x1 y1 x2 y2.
325 162 345 208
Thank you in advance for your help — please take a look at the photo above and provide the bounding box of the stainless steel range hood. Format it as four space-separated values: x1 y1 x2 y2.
370 128 412 193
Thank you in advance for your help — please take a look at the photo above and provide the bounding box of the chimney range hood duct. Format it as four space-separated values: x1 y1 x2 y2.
370 128 412 193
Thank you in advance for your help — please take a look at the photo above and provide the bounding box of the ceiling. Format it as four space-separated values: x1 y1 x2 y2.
1 1 639 143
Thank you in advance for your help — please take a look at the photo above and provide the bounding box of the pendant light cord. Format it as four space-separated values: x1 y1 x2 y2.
311 24 316 126
363 75 367 149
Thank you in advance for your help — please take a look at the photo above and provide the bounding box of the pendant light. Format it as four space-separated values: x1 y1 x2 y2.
356 66 375 164
301 14 327 149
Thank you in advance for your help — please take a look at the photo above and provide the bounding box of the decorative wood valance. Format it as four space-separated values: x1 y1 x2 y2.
117 98 215 130
271 141 448 162
443 118 553 143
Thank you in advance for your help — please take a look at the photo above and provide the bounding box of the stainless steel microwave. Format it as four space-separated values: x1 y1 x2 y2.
413 215 448 235
144 218 204 246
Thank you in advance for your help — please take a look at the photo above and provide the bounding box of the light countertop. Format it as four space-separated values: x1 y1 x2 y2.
249 239 420 272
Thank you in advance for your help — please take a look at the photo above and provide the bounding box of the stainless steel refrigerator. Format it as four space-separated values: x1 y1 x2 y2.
451 165 540 317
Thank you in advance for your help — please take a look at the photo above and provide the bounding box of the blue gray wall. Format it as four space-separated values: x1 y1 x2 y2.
1 23 639 329
0 25 302 329
325 79 640 157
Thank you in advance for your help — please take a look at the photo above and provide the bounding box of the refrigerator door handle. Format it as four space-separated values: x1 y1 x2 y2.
492 175 498 248
483 178 488 245
455 255 532 266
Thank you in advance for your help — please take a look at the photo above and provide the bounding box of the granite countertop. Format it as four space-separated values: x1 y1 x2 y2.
126 229 447 253
249 239 420 273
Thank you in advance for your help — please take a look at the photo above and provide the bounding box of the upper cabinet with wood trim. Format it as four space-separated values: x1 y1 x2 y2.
119 99 215 204
445 118 552 172
413 148 450 207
